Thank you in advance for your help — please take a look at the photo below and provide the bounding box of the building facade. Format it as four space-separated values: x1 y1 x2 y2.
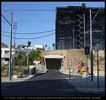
56 4 105 50
24 44 44 50
1 48 29 65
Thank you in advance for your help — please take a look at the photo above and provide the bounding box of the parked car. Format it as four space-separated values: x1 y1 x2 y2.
29 63 37 75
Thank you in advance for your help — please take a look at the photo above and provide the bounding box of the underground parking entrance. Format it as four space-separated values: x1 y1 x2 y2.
44 55 64 70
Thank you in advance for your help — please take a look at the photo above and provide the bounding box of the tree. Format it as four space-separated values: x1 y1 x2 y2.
14 50 41 66
29 50 41 64
45 44 47 50
52 43 55 50
27 41 31 47
22 45 26 49
17 45 22 49
15 53 27 66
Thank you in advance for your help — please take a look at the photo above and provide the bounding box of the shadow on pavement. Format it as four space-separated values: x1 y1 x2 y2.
1 70 105 96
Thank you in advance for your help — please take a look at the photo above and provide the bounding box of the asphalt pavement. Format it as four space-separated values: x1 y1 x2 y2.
1 69 105 96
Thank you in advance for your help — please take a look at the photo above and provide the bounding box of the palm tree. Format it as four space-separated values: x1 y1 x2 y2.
27 41 31 47
45 44 47 50
27 41 31 49
22 44 26 49
52 43 55 50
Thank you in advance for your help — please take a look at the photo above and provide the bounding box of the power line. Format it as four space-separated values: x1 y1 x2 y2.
2 33 54 39
2 9 55 12
1 14 11 26
2 29 55 34
2 20 55 23
16 33 55 39
91 7 103 23
2 34 15 38
85 8 104 33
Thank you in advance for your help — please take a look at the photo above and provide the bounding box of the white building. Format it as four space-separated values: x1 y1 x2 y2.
24 46 35 50
24 44 44 50
1 48 29 65
35 44 44 50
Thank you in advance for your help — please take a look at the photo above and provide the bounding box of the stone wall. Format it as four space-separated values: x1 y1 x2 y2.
40 49 87 75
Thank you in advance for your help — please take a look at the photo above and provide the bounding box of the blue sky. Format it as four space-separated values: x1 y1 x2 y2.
1 2 105 49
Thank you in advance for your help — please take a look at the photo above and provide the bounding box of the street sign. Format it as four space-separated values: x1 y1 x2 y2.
85 47 90 55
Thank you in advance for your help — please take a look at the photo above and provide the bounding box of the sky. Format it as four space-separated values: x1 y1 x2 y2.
1 2 105 50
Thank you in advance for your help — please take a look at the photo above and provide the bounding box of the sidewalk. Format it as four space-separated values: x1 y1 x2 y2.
1 75 34 83
67 75 105 94
1 69 48 83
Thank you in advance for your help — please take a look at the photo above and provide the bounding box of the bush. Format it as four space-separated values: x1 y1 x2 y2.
14 50 41 66
12 66 26 75
1 64 9 76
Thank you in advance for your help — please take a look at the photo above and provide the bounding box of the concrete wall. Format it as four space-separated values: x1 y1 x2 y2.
40 49 87 75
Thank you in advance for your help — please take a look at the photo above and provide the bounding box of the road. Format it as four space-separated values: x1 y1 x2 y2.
1 70 104 96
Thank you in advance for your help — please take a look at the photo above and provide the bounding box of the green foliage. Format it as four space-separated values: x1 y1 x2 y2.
15 53 27 66
14 50 41 66
1 65 6 71
29 50 41 64
52 43 55 50
27 41 31 47
17 45 22 49
1 64 9 76
12 66 25 74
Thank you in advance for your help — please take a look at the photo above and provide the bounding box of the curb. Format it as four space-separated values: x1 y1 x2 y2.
66 79 105 94
1 75 35 83
1 69 48 83
77 89 105 94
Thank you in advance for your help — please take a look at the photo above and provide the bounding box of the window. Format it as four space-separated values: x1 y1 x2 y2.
5 51 9 54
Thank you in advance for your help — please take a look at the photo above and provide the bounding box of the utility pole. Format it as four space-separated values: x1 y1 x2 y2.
83 13 86 47
13 22 17 49
90 9 93 81
1 13 13 81
9 12 13 80
73 27 75 49
13 22 17 74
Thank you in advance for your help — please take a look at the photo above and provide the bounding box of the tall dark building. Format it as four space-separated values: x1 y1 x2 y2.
56 4 105 50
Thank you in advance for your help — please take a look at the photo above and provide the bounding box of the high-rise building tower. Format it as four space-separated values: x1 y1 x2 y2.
55 4 105 50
